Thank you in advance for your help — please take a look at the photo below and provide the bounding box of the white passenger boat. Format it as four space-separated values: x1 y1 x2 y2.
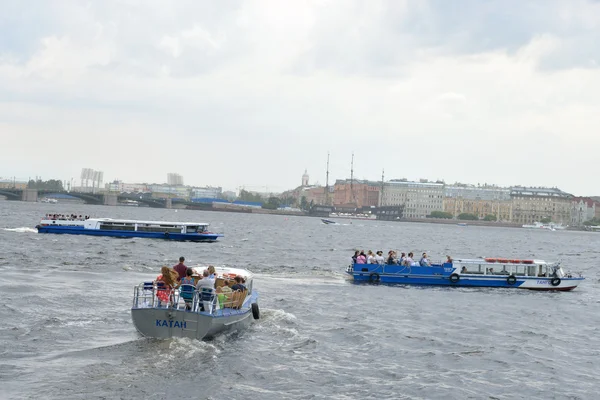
36 217 223 242
131 266 259 340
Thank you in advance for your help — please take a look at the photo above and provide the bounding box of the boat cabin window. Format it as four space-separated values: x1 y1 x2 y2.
135 224 182 233
538 265 548 277
100 222 136 231
186 226 198 233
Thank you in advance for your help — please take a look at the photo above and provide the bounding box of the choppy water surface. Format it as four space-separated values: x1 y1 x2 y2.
0 201 599 400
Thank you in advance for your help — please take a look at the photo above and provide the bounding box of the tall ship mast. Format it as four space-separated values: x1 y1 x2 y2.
325 152 330 206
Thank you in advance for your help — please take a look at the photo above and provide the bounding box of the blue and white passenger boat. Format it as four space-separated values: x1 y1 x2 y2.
36 217 223 242
347 258 584 291
131 266 259 340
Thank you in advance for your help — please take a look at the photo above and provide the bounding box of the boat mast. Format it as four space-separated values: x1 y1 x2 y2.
350 152 357 206
381 168 384 207
325 152 330 206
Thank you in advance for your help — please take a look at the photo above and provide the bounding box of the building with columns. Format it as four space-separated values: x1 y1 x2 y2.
380 179 444 219
510 186 573 225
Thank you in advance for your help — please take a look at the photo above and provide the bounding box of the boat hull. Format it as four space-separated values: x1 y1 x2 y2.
131 307 254 340
37 225 222 242
348 264 583 291
131 291 259 340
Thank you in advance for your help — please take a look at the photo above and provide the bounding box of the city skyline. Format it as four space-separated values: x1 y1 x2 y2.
2 1 600 195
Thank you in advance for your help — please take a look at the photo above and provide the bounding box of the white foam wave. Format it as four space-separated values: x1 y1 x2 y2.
3 227 37 233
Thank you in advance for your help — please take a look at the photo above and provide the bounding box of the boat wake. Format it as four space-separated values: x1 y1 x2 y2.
3 227 37 233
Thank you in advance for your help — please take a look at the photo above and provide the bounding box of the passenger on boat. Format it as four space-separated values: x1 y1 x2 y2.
419 253 431 267
352 251 359 264
367 250 375 264
399 252 407 265
374 251 385 265
173 256 187 281
487 267 495 275
461 266 468 273
231 276 246 292
446 255 453 264
356 252 367 264
207 265 216 279
216 283 233 308
195 269 215 290
155 266 179 307
180 268 195 311
406 252 416 266
386 251 398 265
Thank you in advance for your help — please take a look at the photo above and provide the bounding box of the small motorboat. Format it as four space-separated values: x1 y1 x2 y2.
131 266 259 340
321 219 337 225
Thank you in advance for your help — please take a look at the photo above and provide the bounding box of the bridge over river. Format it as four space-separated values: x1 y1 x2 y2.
0 189 176 208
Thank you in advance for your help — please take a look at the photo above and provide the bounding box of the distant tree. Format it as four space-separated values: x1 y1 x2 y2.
27 179 64 191
300 196 309 211
540 217 552 224
279 196 296 207
261 196 281 210
483 214 497 221
238 189 263 203
427 211 453 219
583 218 600 226
458 213 479 221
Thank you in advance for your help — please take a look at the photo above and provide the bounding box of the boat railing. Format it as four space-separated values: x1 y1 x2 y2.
132 283 249 314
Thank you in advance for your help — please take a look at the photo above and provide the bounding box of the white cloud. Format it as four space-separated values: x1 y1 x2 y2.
1 0 600 195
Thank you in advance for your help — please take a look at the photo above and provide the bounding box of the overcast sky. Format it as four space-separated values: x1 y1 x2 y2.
1 0 599 194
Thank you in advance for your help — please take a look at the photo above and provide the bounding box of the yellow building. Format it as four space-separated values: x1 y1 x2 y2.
444 198 513 221
510 187 572 225
0 179 27 189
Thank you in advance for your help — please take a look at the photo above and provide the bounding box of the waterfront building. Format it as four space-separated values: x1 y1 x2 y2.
444 197 513 221
443 184 512 221
106 180 150 193
444 184 511 201
379 179 444 219
190 186 222 199
150 184 190 199
0 178 27 190
510 186 573 225
333 179 380 208
571 197 597 226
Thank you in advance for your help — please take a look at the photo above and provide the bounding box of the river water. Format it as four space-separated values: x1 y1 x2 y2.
0 201 599 400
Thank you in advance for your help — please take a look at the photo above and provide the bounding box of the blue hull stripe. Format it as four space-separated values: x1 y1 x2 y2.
37 226 222 242
351 272 583 288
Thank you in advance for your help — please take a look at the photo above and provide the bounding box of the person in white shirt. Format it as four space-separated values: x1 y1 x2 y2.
406 252 417 266
195 269 215 290
374 251 385 265
367 250 376 264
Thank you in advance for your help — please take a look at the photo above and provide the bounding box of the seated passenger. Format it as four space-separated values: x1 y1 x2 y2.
195 269 215 290
406 252 417 266
446 255 453 264
356 252 367 264
487 267 495 275
386 251 397 265
231 276 246 292
374 251 385 265
155 266 178 307
419 253 431 267
399 252 407 266
367 250 375 264
352 250 359 264
461 266 468 273
180 268 195 311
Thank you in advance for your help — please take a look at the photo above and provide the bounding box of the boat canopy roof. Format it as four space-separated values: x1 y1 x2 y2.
89 218 209 226
191 266 254 280
455 258 548 265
